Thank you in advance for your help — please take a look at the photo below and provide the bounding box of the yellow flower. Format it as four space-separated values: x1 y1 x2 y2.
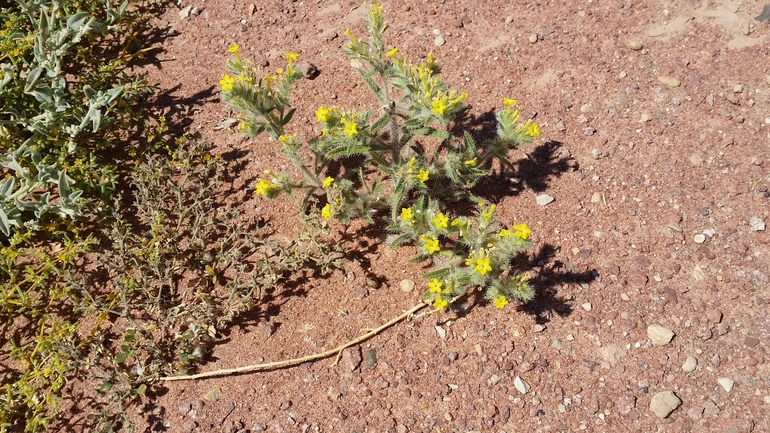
494 295 509 309
428 279 443 294
417 169 430 183
220 74 235 91
473 257 492 275
401 207 414 223
278 135 295 145
503 97 518 109
432 213 449 229
421 235 440 254
284 52 299 62
431 97 447 116
316 106 330 123
463 158 477 166
255 179 277 196
481 203 497 221
498 229 513 238
322 177 334 188
386 47 398 58
433 297 449 310
228 44 240 54
526 122 540 137
513 223 531 240
321 203 332 221
341 119 358 137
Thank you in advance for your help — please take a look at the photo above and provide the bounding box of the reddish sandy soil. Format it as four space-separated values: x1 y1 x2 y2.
120 0 770 432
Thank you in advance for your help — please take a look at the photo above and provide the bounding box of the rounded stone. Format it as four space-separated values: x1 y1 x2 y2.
649 391 681 418
628 41 643 50
682 356 697 372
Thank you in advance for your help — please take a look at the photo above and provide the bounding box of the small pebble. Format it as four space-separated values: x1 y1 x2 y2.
529 34 538 43
536 195 555 206
513 376 530 394
647 324 675 346
649 391 681 418
399 279 415 292
694 234 706 244
717 377 734 392
628 41 643 50
682 356 697 372
434 35 446 46
581 303 592 311
657 76 681 87
749 216 766 231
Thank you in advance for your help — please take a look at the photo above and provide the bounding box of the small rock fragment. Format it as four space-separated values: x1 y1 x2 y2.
717 377 734 392
657 76 681 87
628 41 643 50
179 5 193 19
399 279 415 292
649 391 681 418
682 355 698 372
581 303 592 311
687 406 704 420
536 195 554 206
694 234 706 244
434 35 446 46
340 346 362 372
706 310 722 324
749 216 766 231
528 34 538 43
647 324 675 346
363 348 377 370
296 61 320 79
513 376 530 394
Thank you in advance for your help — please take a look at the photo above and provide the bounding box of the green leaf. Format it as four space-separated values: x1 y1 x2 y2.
388 233 412 249
0 177 15 197
0 208 11 237
358 69 385 104
423 268 451 280
282 107 296 125
369 114 391 135
115 351 130 364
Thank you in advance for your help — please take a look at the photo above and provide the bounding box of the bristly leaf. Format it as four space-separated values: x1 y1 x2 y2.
423 267 451 280
369 113 391 135
388 233 413 249
358 69 386 105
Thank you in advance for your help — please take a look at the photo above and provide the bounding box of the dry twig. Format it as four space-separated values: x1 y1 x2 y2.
159 301 428 381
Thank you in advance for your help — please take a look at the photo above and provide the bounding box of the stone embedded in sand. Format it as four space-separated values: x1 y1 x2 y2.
717 377 734 392
682 355 698 372
513 376 530 394
657 75 681 87
647 324 675 346
749 216 766 231
649 391 681 418
536 194 554 206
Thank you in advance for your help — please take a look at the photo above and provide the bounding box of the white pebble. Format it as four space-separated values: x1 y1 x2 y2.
718 377 734 392
536 194 555 206
693 234 706 244
581 303 593 311
682 355 697 372
513 376 530 394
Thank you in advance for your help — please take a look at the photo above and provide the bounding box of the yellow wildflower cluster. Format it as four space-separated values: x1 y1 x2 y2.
420 235 440 254
321 203 332 221
498 223 531 240
432 212 448 229
255 179 279 196
401 207 414 224
430 91 468 117
315 105 359 137
322 177 335 188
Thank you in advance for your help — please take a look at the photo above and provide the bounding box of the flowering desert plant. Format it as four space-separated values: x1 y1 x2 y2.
220 1 539 310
